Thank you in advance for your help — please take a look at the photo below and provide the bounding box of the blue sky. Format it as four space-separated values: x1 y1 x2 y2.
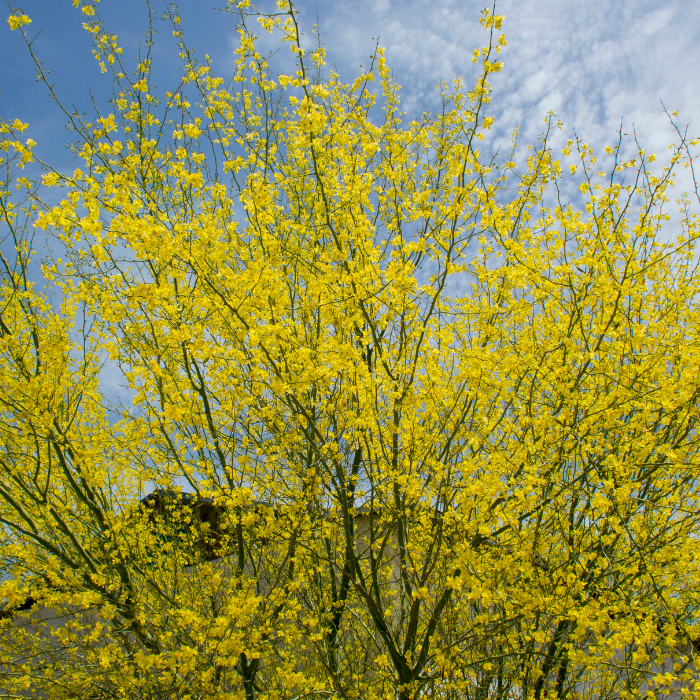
2 0 697 429
2 0 698 169
326 0 700 154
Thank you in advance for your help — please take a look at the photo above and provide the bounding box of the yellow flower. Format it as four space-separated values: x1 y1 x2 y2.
7 13 31 30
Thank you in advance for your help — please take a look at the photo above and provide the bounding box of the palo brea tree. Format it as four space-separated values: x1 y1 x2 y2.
1 1 700 698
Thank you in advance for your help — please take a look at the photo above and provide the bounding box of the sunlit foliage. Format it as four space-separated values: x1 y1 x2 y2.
1 1 699 698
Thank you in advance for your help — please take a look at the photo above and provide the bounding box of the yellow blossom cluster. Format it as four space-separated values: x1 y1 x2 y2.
1 1 699 699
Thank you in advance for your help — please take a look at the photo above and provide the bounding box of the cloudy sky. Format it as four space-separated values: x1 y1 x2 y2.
1 0 697 407
1 0 698 167
320 0 699 154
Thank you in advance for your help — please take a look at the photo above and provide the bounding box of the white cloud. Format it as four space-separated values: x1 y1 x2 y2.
299 0 699 162
281 0 697 228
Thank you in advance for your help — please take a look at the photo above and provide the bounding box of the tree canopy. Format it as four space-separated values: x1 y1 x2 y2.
1 1 699 699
